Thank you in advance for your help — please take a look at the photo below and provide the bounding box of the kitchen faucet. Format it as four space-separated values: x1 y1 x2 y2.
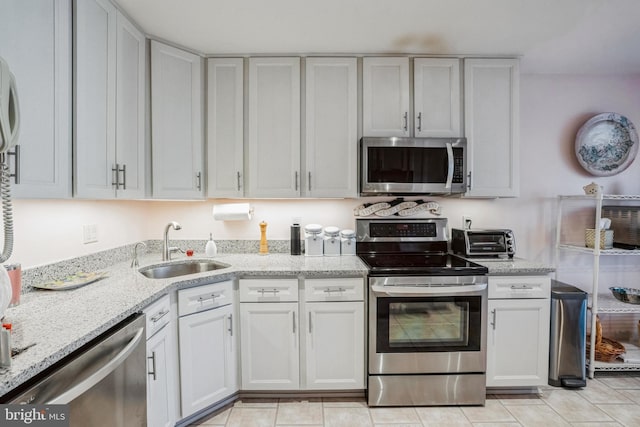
162 221 182 261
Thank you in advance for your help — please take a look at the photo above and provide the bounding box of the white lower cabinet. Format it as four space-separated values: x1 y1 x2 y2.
239 277 365 391
305 301 364 389
178 281 237 418
144 295 177 427
240 302 300 390
486 276 550 387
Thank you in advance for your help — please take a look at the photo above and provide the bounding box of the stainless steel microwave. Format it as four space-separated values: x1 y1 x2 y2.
359 137 467 196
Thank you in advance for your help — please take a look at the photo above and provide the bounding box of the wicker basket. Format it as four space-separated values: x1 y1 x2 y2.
586 316 626 362
585 229 614 249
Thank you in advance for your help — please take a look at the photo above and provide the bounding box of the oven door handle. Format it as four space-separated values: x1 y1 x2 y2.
371 283 486 297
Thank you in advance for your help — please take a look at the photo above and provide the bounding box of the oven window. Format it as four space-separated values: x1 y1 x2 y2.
377 296 482 353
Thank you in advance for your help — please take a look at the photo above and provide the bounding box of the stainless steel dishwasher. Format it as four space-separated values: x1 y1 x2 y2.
5 314 147 426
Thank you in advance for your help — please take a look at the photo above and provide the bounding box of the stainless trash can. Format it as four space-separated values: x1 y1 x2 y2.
549 279 587 387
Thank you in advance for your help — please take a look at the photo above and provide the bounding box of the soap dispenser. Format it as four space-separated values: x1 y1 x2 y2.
205 233 217 257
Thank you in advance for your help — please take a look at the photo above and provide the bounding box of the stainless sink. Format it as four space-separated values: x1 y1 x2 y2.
139 259 230 279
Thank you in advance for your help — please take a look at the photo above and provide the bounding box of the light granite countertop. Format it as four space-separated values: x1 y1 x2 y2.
0 253 367 398
0 251 552 398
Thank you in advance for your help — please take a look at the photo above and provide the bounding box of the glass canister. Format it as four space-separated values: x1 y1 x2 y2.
340 229 356 255
323 226 341 256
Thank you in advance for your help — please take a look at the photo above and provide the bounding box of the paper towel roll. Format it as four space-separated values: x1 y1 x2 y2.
213 203 253 221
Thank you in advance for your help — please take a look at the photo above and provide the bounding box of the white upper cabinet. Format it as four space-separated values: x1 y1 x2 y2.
151 41 204 199
0 0 72 198
247 57 301 198
362 57 410 137
114 10 146 199
304 58 358 198
464 58 519 198
207 58 244 198
413 58 461 137
75 0 146 199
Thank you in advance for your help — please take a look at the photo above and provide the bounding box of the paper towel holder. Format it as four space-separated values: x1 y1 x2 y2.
212 203 254 221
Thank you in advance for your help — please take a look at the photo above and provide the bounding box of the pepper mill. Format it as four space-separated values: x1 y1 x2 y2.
259 221 269 255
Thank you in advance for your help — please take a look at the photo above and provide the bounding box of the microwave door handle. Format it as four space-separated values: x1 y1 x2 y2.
445 142 454 189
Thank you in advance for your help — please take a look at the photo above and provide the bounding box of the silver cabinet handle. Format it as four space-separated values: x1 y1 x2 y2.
294 171 299 191
403 112 408 131
198 293 221 304
48 327 145 404
417 112 422 132
148 351 157 381
323 287 346 294
510 284 534 290
490 309 497 330
237 171 241 191
467 171 472 190
308 312 313 334
308 171 311 191
111 163 119 188
259 288 280 296
150 309 169 323
228 314 233 336
196 172 202 191
292 311 296 334
119 164 126 190
8 145 19 184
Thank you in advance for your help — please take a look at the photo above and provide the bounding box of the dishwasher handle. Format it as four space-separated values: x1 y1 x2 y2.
47 327 145 404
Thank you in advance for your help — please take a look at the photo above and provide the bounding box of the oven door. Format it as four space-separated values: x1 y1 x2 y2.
369 276 487 375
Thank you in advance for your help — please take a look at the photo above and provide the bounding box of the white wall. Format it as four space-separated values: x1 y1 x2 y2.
6 73 640 282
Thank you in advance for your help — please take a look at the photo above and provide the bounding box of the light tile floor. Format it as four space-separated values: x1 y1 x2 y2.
190 373 640 427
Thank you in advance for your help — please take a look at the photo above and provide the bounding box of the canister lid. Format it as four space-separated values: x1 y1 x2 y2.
340 229 355 238
304 224 323 234
324 226 340 237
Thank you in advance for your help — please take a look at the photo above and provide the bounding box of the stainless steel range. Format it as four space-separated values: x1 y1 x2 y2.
356 218 489 406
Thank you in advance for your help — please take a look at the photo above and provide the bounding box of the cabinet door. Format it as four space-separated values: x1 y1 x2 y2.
486 298 550 387
414 58 461 137
0 0 72 198
207 58 244 197
179 304 237 417
247 57 300 197
304 301 364 389
151 41 204 199
240 302 299 390
147 326 177 427
304 58 357 198
362 57 410 137
464 59 519 197
74 0 117 199
115 10 146 199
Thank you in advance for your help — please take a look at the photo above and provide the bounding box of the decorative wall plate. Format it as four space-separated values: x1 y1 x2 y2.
575 113 638 176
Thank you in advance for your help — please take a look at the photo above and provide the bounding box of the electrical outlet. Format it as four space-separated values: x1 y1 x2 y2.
462 216 472 230
83 224 98 244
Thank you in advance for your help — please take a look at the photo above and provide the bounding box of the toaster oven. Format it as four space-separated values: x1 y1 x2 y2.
451 228 515 258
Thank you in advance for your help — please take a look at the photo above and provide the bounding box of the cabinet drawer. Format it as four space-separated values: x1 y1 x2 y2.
304 278 364 302
239 279 298 302
178 280 233 316
144 294 171 337
488 276 550 299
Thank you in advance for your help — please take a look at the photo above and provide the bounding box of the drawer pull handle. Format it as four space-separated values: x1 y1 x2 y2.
198 293 221 304
510 285 534 290
259 288 280 296
150 309 169 323
323 287 346 294
228 314 233 336
490 309 496 330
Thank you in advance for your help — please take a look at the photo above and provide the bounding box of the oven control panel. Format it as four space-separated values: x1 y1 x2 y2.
370 222 436 238
356 218 448 243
